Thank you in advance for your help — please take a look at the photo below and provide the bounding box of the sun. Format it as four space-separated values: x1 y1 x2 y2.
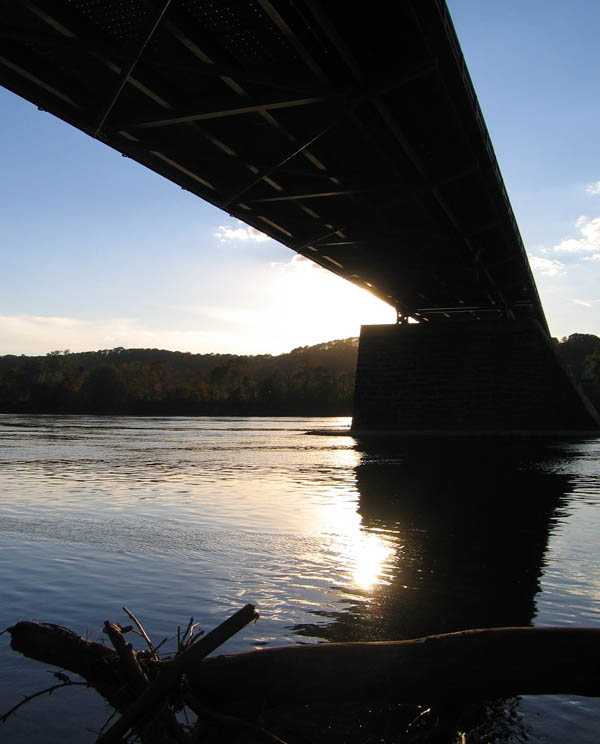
259 255 396 353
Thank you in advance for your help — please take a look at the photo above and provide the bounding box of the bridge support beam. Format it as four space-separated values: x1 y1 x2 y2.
352 320 600 434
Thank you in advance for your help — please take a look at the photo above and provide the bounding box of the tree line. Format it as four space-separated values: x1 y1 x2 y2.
1 333 599 416
0 338 359 416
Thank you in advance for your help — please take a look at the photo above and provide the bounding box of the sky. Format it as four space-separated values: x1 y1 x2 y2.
1 0 599 356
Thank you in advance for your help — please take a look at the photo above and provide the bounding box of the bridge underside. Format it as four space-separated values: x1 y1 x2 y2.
1 0 546 326
353 321 600 434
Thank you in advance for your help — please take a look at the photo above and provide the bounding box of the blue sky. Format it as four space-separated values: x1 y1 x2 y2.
1 0 599 356
449 0 600 337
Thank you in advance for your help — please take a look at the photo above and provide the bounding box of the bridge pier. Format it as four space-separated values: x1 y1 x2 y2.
352 320 600 434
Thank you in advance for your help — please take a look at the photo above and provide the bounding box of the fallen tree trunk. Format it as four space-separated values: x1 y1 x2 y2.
193 626 600 706
7 621 124 710
9 622 600 709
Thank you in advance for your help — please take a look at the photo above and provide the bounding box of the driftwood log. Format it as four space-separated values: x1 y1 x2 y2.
6 608 600 742
196 625 600 705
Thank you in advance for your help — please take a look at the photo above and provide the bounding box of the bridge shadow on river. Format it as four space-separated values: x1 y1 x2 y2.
288 437 574 742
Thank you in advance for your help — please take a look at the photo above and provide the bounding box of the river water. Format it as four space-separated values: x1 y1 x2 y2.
1 414 599 742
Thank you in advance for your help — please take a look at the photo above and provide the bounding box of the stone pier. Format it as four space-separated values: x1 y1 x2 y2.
352 320 600 434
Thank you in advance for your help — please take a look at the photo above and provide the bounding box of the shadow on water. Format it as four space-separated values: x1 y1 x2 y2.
288 436 575 743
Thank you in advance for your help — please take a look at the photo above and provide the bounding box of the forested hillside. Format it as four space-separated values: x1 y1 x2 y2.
0 338 359 416
1 333 598 416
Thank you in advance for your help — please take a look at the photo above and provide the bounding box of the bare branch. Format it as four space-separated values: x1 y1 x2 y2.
122 607 158 661
1 681 89 724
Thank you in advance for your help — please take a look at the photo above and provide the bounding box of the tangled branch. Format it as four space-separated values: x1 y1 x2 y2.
1 677 90 724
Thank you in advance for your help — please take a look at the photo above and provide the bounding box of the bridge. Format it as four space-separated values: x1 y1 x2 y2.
2 0 598 432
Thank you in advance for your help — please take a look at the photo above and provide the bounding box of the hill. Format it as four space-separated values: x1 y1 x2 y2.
0 338 359 416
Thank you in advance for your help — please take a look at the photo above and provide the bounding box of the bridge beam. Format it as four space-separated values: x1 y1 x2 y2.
352 320 600 435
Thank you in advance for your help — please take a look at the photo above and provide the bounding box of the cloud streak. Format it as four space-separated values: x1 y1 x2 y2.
570 299 600 308
0 314 235 356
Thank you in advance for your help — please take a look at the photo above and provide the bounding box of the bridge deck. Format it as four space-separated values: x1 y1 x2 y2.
1 0 546 327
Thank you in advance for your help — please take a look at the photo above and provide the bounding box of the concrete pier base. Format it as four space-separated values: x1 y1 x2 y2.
352 320 600 434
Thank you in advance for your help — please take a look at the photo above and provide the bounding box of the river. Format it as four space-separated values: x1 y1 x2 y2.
1 414 599 742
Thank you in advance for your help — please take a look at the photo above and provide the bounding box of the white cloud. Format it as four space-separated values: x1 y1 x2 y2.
529 255 566 276
167 303 262 327
272 253 315 273
0 314 126 355
570 299 600 308
0 314 232 356
214 223 271 244
586 181 600 195
553 216 600 254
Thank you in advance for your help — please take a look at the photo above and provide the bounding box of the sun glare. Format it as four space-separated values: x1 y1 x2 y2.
262 256 396 352
319 484 395 593
353 532 395 590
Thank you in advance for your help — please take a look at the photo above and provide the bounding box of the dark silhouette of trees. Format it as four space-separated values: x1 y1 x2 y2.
586 348 600 380
0 338 358 416
555 333 600 410
81 365 125 412
555 333 600 378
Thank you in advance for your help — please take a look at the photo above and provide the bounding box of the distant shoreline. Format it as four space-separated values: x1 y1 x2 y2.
0 339 359 418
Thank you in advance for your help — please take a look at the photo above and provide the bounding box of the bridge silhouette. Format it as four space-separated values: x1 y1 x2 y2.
2 1 598 432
